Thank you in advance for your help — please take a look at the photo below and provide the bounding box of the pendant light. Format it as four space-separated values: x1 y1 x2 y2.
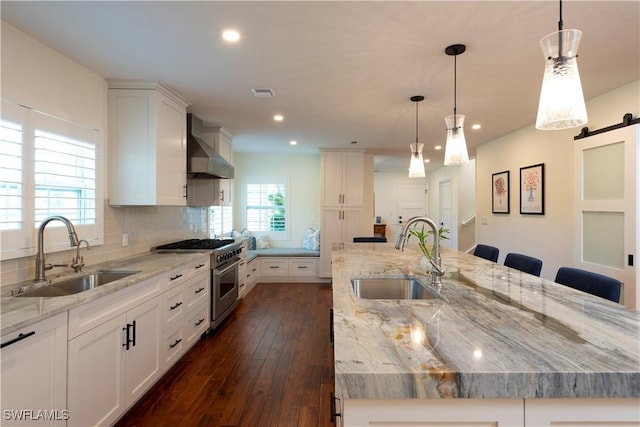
535 0 587 130
408 95 426 178
444 44 469 166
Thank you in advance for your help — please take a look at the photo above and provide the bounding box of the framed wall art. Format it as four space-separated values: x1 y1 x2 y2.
491 170 510 214
520 163 544 215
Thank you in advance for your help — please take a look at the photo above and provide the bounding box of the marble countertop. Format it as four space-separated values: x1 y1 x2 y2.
0 252 210 337
332 243 640 400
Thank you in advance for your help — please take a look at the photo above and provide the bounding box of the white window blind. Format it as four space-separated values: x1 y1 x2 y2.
244 176 289 240
209 205 233 238
0 114 24 231
0 100 104 260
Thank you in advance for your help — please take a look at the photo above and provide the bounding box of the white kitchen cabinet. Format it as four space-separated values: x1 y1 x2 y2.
67 275 163 427
0 312 67 427
67 293 162 427
319 208 367 277
320 151 364 207
319 150 373 278
107 81 190 206
187 127 234 207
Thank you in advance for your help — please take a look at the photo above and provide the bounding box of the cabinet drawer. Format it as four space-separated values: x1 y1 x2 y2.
185 272 209 309
159 256 209 290
163 283 187 329
163 327 186 367
261 259 288 275
289 259 316 276
185 303 209 347
68 277 160 339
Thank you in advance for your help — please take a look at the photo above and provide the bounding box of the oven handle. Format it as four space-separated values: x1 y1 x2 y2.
213 258 242 276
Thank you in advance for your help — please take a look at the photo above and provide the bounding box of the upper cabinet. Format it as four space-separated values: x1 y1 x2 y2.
320 151 364 207
187 127 234 207
108 81 190 206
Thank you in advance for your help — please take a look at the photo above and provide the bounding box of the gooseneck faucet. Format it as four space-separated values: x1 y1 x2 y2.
395 216 444 289
34 215 80 282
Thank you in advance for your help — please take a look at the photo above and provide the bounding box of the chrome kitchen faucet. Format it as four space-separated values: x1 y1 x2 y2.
395 216 444 289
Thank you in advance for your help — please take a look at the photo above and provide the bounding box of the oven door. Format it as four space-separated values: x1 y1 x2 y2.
211 257 241 325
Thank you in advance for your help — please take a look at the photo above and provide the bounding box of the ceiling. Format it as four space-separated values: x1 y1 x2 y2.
2 1 638 173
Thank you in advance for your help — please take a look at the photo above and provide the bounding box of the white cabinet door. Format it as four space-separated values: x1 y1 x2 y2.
321 152 346 207
1 312 67 427
342 152 364 207
155 94 187 206
319 207 365 277
124 295 163 405
67 314 127 427
525 398 640 426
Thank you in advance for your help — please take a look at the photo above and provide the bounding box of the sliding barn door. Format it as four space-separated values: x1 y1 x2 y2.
574 124 638 308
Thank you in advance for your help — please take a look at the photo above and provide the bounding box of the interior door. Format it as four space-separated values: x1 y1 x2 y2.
438 179 455 249
574 124 638 309
398 184 427 222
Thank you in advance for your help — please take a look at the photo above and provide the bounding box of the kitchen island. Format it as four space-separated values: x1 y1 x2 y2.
331 243 640 426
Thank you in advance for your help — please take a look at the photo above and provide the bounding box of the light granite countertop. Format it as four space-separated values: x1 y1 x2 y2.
332 243 640 400
0 252 210 337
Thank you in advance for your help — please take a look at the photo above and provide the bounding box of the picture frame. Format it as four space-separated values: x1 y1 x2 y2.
491 170 510 214
520 163 544 215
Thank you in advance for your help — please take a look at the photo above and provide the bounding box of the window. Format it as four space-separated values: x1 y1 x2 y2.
244 176 289 240
209 205 233 238
0 100 103 260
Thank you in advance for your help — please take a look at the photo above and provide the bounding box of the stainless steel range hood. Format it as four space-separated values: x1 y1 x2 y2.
187 113 234 179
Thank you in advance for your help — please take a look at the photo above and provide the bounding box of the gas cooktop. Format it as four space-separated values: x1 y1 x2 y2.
155 238 236 251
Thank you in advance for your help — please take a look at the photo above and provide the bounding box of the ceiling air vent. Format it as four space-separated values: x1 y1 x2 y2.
250 88 276 98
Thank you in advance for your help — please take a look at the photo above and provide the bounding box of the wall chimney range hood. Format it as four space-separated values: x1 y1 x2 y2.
187 113 234 179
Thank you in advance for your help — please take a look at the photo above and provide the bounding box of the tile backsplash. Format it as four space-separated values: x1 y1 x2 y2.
1 203 209 287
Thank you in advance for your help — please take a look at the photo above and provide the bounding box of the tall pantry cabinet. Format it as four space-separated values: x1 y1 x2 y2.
319 150 373 277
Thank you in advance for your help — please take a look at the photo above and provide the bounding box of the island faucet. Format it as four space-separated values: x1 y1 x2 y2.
34 215 80 282
395 216 444 289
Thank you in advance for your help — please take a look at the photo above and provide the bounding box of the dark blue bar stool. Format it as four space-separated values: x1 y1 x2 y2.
555 267 621 303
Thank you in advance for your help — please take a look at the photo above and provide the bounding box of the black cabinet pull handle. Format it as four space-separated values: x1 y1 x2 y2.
170 274 183 281
329 308 334 344
195 318 205 326
131 320 136 347
170 301 183 310
194 287 205 294
195 264 205 269
1 331 35 349
169 338 182 349
123 325 131 350
269 266 278 269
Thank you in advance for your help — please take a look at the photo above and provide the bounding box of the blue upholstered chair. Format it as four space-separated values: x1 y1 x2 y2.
473 244 499 263
554 267 621 303
504 253 543 277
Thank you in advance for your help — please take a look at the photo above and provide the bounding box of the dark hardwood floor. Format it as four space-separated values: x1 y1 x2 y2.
115 282 335 427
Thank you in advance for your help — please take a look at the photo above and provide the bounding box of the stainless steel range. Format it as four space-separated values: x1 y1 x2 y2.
154 238 243 330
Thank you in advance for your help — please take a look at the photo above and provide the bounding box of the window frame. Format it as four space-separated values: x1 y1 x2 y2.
242 176 290 241
0 100 104 260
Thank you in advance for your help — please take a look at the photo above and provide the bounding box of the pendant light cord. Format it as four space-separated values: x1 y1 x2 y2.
557 0 564 58
453 54 457 118
414 101 419 155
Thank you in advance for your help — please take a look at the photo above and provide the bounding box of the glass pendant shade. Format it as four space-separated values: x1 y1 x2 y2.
408 143 425 178
444 114 469 166
535 29 588 130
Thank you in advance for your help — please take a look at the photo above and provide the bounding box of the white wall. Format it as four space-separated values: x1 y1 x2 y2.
476 80 640 281
232 152 321 248
0 22 207 287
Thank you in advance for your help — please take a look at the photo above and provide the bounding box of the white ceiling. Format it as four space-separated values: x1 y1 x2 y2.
2 1 638 173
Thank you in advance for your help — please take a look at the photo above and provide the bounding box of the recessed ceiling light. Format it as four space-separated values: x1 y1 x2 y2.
222 29 240 43
273 114 284 122
424 158 431 163
290 140 297 146
472 123 482 130
434 145 442 150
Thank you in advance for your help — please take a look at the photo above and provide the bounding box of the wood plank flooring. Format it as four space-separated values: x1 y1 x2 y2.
114 282 335 427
